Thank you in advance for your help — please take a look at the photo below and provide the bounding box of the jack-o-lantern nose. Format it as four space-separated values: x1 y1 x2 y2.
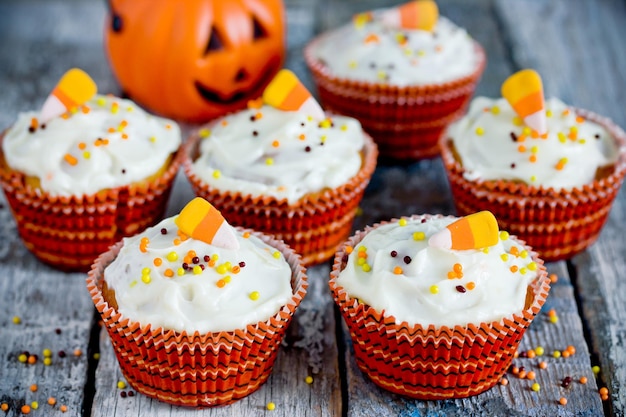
235 68 249 83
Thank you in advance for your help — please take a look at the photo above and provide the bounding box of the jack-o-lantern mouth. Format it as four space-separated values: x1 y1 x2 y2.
194 59 280 106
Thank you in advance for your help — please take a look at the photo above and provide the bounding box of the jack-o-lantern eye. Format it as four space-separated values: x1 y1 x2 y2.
252 16 267 40
205 26 224 55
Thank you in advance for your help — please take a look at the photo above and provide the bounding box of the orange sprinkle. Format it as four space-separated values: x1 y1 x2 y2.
247 97 264 109
60 405 68 412
549 273 558 283
576 116 585 124
188 250 197 258
243 232 251 238
231 265 241 274
601 394 609 401
121 133 128 139
568 131 577 140
453 263 463 273
364 33 380 44
393 266 403 275
21 404 31 414
64 154 78 166
139 244 148 253
208 259 217 267
298 134 306 141
357 251 368 259
153 258 162 267
518 370 527 379
48 397 57 406
517 134 527 142
184 255 192 264
559 397 568 406
500 378 508 386
511 366 519 375
28 355 37 364
107 127 116 133
164 269 174 278
531 130 539 139
221 120 228 127
510 265 519 273
548 308 557 317
78 142 87 150
562 351 571 358
0 403 7 411
173 238 181 246
527 350 536 359
272 140 280 147
30 117 39 130
74 349 82 357
529 154 537 163
30 384 38 392
82 106 91 114
599 387 609 396
61 113 70 119
255 112 263 120
562 109 570 116
165 124 172 130
345 246 354 254
447 271 457 279
579 376 588 384
517 145 526 153
467 281 476 290
538 361 547 369
140 237 149 244
526 371 536 380
216 280 226 288
514 351 519 359
566 345 576 355
510 246 520 256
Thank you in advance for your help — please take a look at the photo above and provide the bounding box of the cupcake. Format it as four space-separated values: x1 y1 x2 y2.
329 211 550 399
0 69 182 271
304 0 485 160
87 197 308 407
440 69 626 261
183 69 378 266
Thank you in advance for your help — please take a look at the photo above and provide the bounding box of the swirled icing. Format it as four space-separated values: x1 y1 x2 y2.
448 97 618 188
191 104 366 204
2 94 181 196
335 216 537 327
312 14 479 86
103 216 293 333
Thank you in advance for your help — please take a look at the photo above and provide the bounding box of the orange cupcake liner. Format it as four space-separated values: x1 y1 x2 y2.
182 129 378 266
329 215 551 399
87 230 308 407
440 108 626 261
0 131 181 272
304 36 486 160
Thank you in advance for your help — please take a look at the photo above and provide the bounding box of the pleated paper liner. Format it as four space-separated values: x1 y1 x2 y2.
182 129 378 266
0 130 181 272
87 230 308 407
304 36 486 160
440 108 626 262
329 215 551 400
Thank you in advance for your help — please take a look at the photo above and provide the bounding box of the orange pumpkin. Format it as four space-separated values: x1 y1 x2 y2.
105 0 285 122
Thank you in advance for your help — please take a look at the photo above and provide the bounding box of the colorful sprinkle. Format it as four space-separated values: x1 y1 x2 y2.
249 291 260 301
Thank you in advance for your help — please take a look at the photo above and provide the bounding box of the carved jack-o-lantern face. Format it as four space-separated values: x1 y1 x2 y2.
105 0 285 122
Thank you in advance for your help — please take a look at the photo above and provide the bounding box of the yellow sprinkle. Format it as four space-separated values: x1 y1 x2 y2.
578 138 586 144
362 263 371 272
527 262 537 271
558 132 567 143
319 119 332 128
43 357 52 366
546 109 553 117
12 316 21 325
216 264 228 274
266 402 276 411
70 107 78 114
141 275 151 284
117 380 127 389
142 267 151 275
265 158 274 165
523 127 531 135
193 265 202 275
413 231 426 241
398 218 408 226
176 268 185 277
550 315 559 324
111 106 119 114
96 97 106 106
499 231 509 241
166 252 178 262
491 106 500 115
212 170 221 179
93 353 100 360
129 280 138 288
570 125 578 133
223 275 231 283
149 136 156 143
531 382 540 392
520 267 528 275
531 145 538 154
530 175 537 182
348 60 357 69
305 376 314 384
249 291 260 301
18 353 27 363
482 247 490 254
377 70 386 80
535 346 545 356
500 253 509 262
475 127 485 136
199 128 211 138
429 285 439 294
417 50 426 56
358 246 367 252
357 258 366 266
592 366 600 375
520 250 529 259
513 116 523 126
340 124 348 131
126 106 133 112
31 401 39 410
553 350 561 358
42 348 52 357
273 251 281 259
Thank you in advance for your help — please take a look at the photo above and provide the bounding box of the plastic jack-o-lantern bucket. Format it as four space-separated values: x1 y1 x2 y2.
105 0 286 122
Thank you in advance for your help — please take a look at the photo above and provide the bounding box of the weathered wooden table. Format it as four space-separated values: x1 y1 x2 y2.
1 0 624 416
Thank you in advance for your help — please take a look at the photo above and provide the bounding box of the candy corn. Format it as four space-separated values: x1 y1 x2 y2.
501 69 547 135
175 198 239 250
40 68 97 123
429 211 499 250
262 69 325 120
381 0 439 31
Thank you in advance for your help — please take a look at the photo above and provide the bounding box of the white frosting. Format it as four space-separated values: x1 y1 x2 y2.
104 216 293 333
2 94 181 196
448 97 618 189
312 15 479 86
191 104 365 204
336 217 537 327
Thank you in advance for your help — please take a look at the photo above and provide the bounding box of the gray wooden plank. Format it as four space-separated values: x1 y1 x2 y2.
91 263 341 417
495 0 626 415
0 196 95 417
